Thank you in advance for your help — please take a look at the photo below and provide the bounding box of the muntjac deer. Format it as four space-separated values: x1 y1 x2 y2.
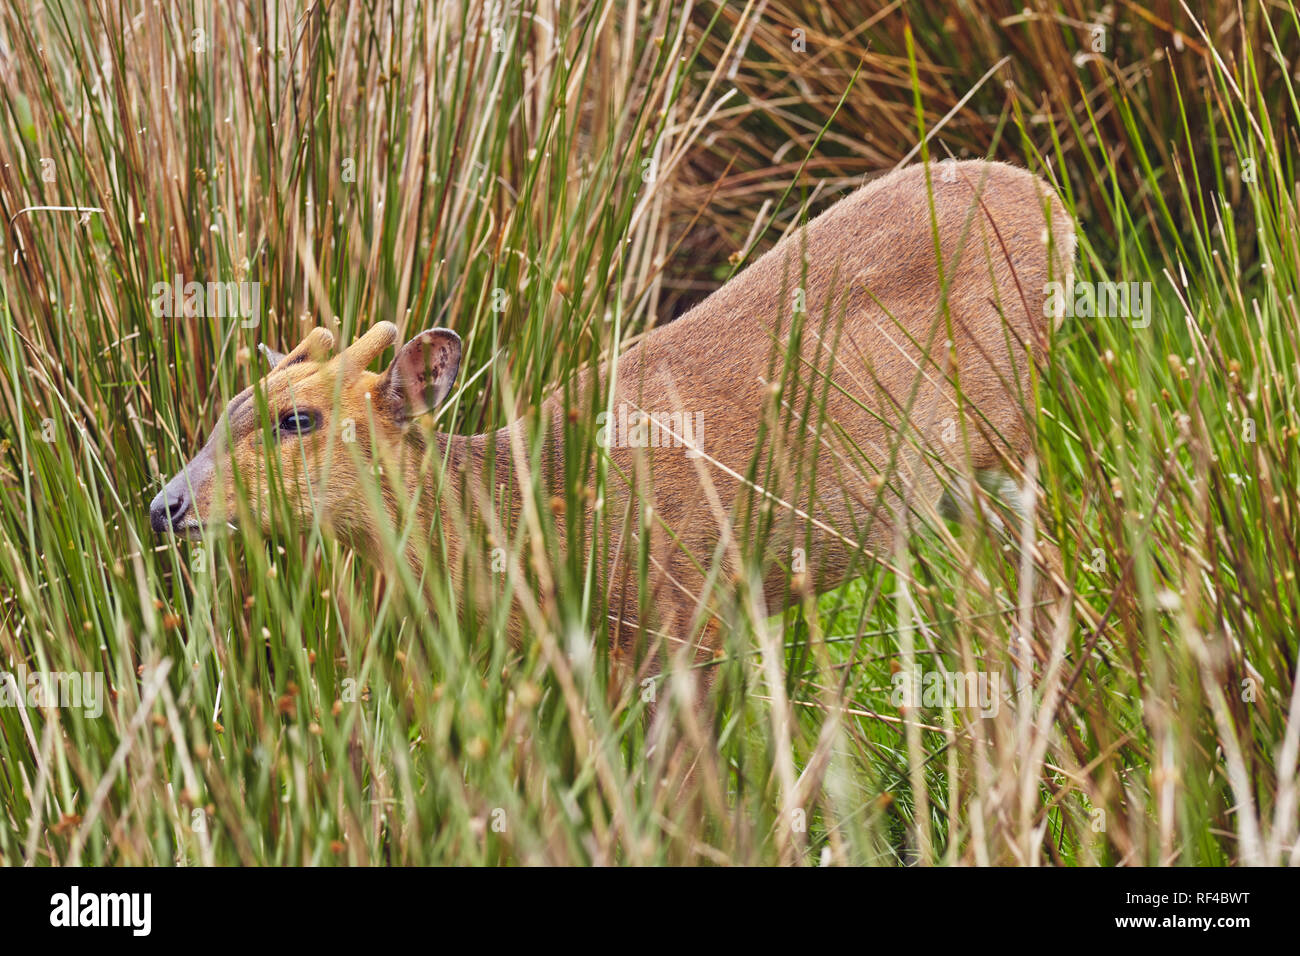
151 160 1075 719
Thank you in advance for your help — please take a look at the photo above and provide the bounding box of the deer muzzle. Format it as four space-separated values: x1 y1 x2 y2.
150 444 215 537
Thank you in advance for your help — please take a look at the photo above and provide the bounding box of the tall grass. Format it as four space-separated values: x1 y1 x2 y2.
0 0 1297 865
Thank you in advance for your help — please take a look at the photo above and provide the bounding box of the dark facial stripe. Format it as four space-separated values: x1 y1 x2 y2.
281 350 311 367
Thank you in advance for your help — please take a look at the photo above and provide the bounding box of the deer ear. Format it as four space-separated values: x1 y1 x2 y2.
377 328 462 422
258 342 287 368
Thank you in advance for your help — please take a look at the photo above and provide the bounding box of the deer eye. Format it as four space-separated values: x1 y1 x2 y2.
278 411 317 436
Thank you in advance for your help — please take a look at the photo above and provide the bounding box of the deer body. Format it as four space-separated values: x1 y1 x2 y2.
152 160 1074 690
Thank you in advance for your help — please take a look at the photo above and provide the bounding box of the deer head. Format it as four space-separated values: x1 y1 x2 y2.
149 322 462 546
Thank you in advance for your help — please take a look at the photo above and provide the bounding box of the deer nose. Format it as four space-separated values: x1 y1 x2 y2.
149 484 191 533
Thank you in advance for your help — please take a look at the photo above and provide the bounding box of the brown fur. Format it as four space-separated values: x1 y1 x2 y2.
154 160 1075 709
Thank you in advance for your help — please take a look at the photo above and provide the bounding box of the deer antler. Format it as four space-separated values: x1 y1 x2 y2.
269 326 335 369
342 321 398 372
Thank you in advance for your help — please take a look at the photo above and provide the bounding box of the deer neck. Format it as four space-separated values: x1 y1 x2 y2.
356 421 536 592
